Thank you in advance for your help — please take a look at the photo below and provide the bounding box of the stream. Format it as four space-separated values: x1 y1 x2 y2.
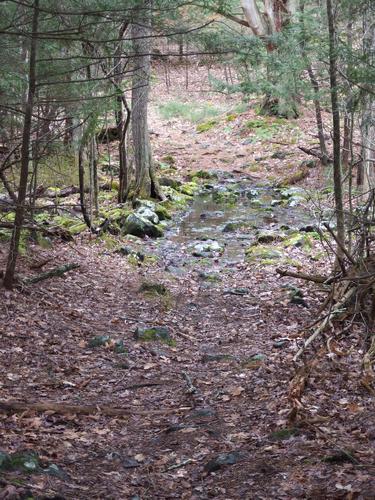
146 173 314 273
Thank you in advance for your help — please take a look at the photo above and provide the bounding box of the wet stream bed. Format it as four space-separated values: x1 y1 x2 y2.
144 174 315 273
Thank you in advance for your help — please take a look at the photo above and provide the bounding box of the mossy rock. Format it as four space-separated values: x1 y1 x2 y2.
190 170 218 180
0 451 40 473
134 326 174 345
139 282 168 296
123 213 163 238
256 230 285 245
212 189 239 205
154 204 171 221
178 181 200 196
159 176 181 190
196 119 218 133
162 186 190 208
283 232 319 250
88 335 111 348
222 222 240 233
245 245 284 263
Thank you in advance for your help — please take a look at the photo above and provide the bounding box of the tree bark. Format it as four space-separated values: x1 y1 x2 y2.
361 3 375 193
131 1 163 200
326 0 345 256
3 0 39 289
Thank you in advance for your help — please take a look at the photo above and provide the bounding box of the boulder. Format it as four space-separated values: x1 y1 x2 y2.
136 206 159 224
123 213 163 238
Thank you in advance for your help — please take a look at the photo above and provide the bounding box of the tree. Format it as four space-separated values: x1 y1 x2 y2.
3 0 40 289
131 0 164 201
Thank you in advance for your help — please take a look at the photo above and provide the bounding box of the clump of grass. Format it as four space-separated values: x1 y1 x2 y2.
158 100 222 124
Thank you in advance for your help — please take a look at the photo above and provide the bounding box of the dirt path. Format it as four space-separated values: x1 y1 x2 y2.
0 66 374 499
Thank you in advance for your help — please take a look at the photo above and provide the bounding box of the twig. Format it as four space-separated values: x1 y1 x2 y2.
164 459 193 472
276 267 329 284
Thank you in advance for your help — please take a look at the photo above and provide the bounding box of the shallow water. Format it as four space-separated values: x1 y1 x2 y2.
144 176 314 274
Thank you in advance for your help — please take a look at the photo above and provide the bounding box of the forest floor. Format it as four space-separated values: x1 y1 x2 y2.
0 64 374 499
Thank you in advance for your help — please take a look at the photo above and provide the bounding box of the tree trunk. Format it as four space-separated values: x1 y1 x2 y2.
326 0 345 257
131 1 163 200
3 0 39 289
361 3 375 193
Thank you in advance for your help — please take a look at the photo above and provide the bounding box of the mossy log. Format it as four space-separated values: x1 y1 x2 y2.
20 263 80 286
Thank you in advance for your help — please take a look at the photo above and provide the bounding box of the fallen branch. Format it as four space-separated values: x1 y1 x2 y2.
298 145 333 162
0 400 191 417
276 268 330 284
293 285 357 361
20 263 80 286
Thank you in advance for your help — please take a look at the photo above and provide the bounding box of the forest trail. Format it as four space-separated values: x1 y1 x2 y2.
1 66 374 499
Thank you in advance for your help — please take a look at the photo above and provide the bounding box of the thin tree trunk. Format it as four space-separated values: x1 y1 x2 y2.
361 3 375 194
326 0 345 255
3 0 39 289
307 65 328 164
131 1 163 200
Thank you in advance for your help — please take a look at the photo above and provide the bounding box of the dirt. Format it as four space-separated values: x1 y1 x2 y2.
0 64 374 499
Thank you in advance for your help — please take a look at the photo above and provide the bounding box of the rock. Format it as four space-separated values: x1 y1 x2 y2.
204 452 243 473
201 353 235 363
299 224 316 233
256 230 284 244
222 222 239 233
88 335 111 348
159 177 181 190
246 188 259 199
133 199 156 211
179 181 200 196
136 206 159 225
223 288 250 295
270 199 282 207
212 187 238 204
245 245 283 263
271 150 287 159
154 205 171 221
192 240 224 257
189 408 216 419
134 326 173 345
122 457 141 469
123 213 163 238
273 339 289 348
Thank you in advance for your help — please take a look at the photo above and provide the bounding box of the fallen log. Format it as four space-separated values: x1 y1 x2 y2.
21 262 80 286
0 400 191 417
0 221 72 240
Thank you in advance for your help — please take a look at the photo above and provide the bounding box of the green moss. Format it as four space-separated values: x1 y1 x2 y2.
0 229 11 242
190 169 218 180
283 232 319 250
179 181 200 196
196 119 218 133
245 245 284 263
154 204 171 221
225 113 237 122
212 189 239 205
139 281 168 296
162 186 190 209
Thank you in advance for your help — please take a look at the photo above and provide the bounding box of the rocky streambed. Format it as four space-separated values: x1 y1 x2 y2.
137 171 325 275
